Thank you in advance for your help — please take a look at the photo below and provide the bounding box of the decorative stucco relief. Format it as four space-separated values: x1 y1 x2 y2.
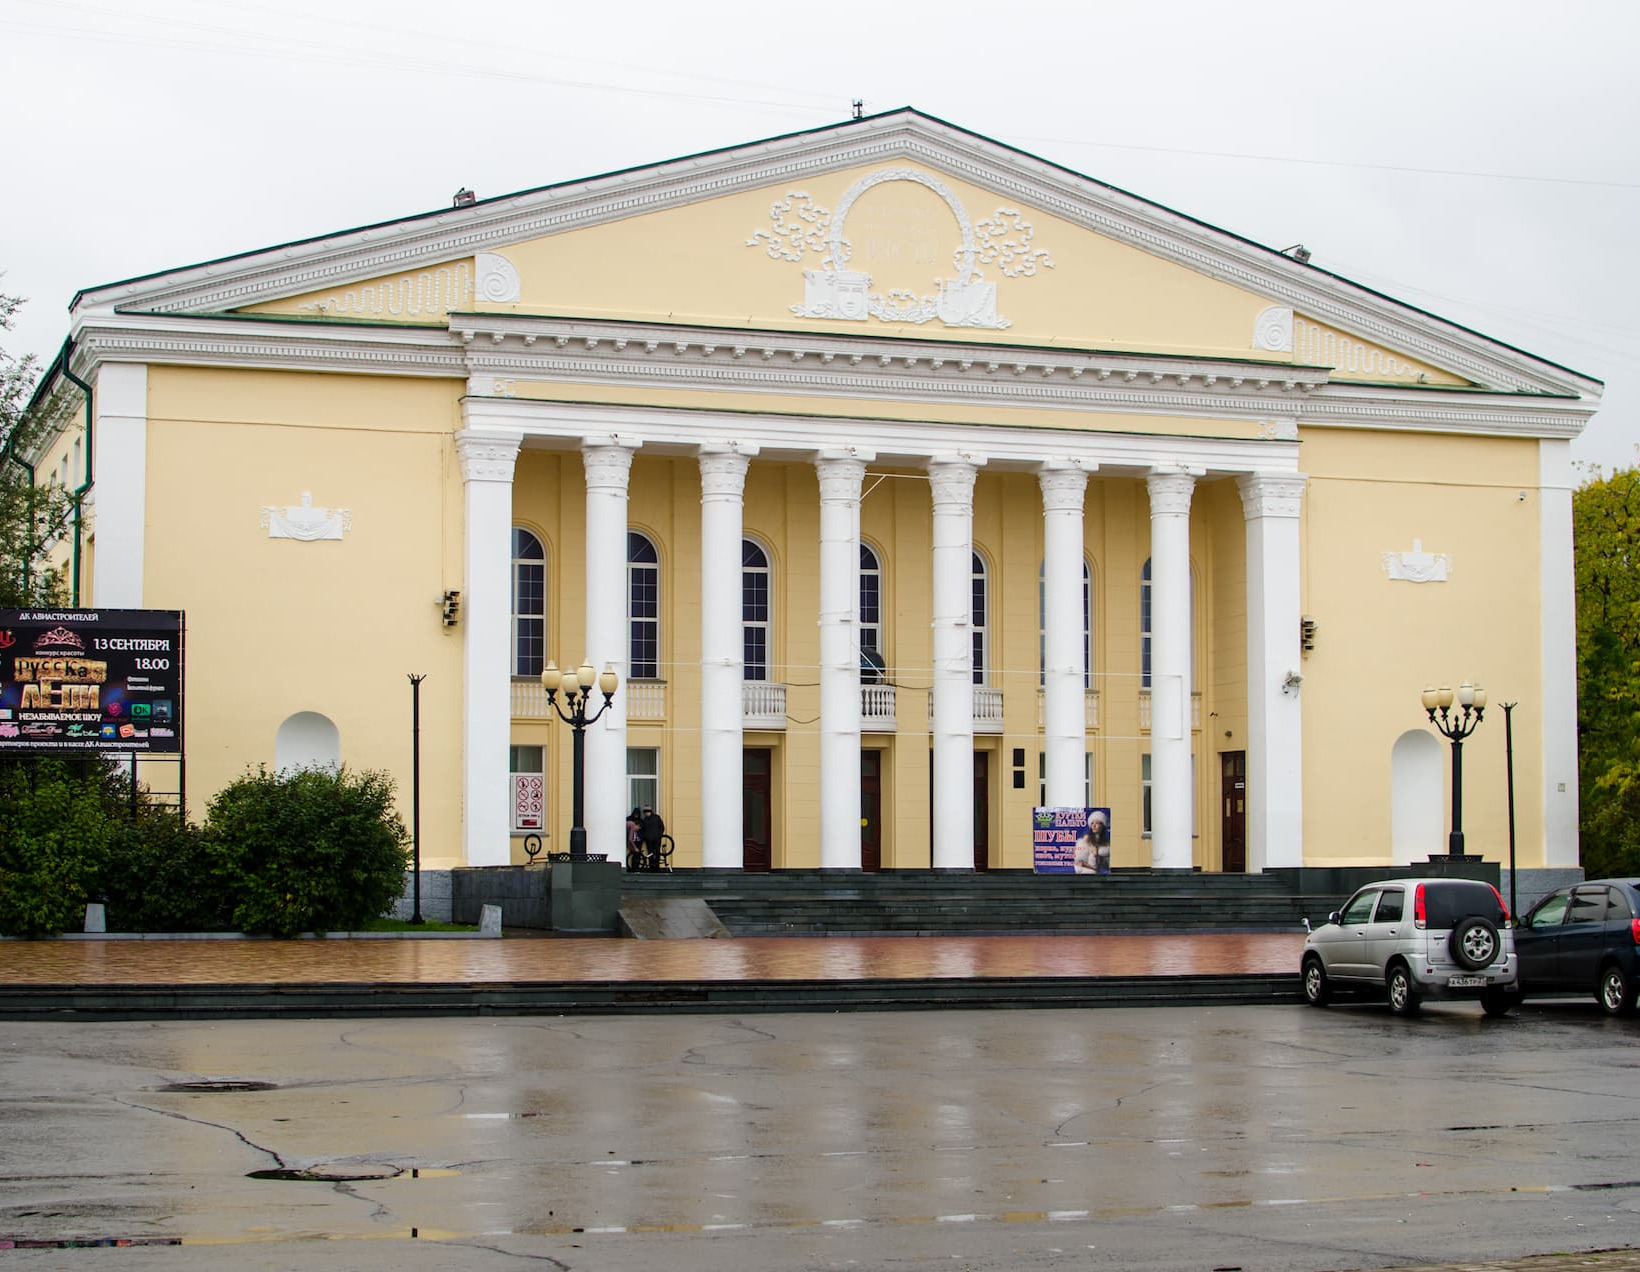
296 251 520 318
1295 317 1428 382
1253 306 1294 353
1382 539 1451 583
260 492 352 541
747 168 1053 330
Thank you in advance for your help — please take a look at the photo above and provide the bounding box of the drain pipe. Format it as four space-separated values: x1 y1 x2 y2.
59 342 94 604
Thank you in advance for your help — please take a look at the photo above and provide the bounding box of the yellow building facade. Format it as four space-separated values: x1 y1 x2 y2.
32 111 1599 880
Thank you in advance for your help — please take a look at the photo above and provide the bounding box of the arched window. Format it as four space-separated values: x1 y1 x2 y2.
971 550 989 686
1039 560 1093 688
511 528 545 677
860 542 885 682
628 531 660 679
742 539 771 682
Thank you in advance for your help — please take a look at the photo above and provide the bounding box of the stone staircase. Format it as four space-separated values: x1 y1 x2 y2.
620 869 1341 936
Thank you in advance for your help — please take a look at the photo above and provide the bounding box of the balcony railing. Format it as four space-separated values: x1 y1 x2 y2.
1138 690 1203 732
861 683 897 732
929 686 1004 734
512 677 667 721
742 680 787 730
1036 688 1101 731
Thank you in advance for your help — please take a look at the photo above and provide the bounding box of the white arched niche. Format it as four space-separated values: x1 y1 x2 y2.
1391 729 1444 865
276 711 341 773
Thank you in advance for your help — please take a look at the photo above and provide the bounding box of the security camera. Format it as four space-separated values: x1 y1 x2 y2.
1282 670 1304 694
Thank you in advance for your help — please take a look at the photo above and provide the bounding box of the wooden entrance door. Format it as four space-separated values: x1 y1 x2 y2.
743 747 772 872
973 751 991 871
861 750 882 872
1221 750 1247 873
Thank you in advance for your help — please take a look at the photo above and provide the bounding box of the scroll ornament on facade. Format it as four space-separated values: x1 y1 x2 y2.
260 492 353 541
1382 539 1451 583
747 168 1053 330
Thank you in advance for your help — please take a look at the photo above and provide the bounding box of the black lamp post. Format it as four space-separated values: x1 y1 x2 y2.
407 673 426 923
541 658 618 859
1422 680 1486 858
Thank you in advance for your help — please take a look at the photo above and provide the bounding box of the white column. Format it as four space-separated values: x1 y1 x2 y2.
91 363 148 608
1539 439 1579 867
456 429 523 868
583 441 638 864
817 451 871 869
700 446 751 869
1238 472 1307 871
1039 463 1090 809
929 456 982 869
1147 469 1196 870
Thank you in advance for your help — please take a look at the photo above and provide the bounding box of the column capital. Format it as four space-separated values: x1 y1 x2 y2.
815 453 868 503
582 440 637 493
454 430 522 483
699 449 751 500
1237 471 1308 520
928 455 983 508
1145 468 1197 517
1038 463 1089 513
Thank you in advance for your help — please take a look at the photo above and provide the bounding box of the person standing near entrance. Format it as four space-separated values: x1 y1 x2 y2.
640 805 666 872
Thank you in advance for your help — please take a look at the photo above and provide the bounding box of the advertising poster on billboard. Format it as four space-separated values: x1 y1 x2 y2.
0 609 184 754
1032 806 1112 874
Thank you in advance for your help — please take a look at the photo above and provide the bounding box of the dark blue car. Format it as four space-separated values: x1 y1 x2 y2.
1514 879 1640 1016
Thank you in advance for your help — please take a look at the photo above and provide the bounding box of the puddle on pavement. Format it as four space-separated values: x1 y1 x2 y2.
248 1164 404 1183
158 1080 279 1093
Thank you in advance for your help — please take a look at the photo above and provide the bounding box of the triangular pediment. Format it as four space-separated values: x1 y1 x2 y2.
76 110 1597 400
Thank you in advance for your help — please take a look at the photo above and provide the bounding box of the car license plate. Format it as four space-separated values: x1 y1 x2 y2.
1447 975 1486 988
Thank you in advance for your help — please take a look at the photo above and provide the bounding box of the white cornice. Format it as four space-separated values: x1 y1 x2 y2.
457 313 1328 432
68 314 466 381
70 112 1601 403
460 396 1302 477
63 310 1591 443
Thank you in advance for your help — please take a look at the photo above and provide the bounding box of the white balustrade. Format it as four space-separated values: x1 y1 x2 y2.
742 680 787 730
1036 688 1100 731
861 683 897 732
1138 690 1203 732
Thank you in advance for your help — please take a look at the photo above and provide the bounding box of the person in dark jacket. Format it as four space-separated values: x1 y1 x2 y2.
639 805 666 872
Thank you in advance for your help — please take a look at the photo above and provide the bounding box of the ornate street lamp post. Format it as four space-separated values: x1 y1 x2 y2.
1422 680 1486 858
541 659 619 860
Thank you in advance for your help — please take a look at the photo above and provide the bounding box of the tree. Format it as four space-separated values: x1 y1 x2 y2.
0 283 75 608
1574 464 1640 877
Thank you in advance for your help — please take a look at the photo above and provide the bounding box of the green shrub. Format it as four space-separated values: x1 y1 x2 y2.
99 808 229 933
205 766 409 937
0 759 112 937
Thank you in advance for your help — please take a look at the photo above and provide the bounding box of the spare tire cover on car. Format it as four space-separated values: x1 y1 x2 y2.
1449 916 1501 970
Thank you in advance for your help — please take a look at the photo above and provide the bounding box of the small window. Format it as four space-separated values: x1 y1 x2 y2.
742 539 770 682
1340 890 1379 926
1374 889 1405 923
971 550 989 685
1607 887 1634 920
628 532 660 679
1568 888 1610 925
1528 891 1572 929
1140 752 1152 836
627 747 659 815
860 543 884 674
512 528 546 677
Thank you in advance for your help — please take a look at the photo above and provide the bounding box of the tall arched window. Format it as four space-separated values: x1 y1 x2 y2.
742 538 771 682
1039 560 1093 688
860 542 885 681
511 527 546 677
628 531 660 679
971 550 989 686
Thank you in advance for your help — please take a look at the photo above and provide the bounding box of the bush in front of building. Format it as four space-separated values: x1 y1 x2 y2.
99 806 229 933
204 766 410 938
0 759 112 937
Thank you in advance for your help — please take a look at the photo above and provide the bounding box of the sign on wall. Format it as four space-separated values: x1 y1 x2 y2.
1032 806 1112 874
0 609 184 754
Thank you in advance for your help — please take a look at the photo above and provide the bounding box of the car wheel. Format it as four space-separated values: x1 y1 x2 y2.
1480 988 1518 1018
1449 916 1501 971
1598 965 1637 1017
1303 956 1331 1007
1387 963 1421 1016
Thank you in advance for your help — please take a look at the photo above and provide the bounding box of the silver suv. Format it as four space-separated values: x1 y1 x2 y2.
1302 878 1517 1016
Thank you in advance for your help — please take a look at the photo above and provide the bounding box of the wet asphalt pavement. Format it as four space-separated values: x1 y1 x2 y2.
3 999 1639 1270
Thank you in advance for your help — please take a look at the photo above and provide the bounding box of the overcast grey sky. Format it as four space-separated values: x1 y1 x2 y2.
3 0 1635 472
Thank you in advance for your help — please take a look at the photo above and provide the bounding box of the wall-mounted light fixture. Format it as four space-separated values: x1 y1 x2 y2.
1282 670 1304 696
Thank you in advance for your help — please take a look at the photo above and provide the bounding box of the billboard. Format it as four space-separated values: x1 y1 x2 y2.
0 609 184 754
1032 805 1112 874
